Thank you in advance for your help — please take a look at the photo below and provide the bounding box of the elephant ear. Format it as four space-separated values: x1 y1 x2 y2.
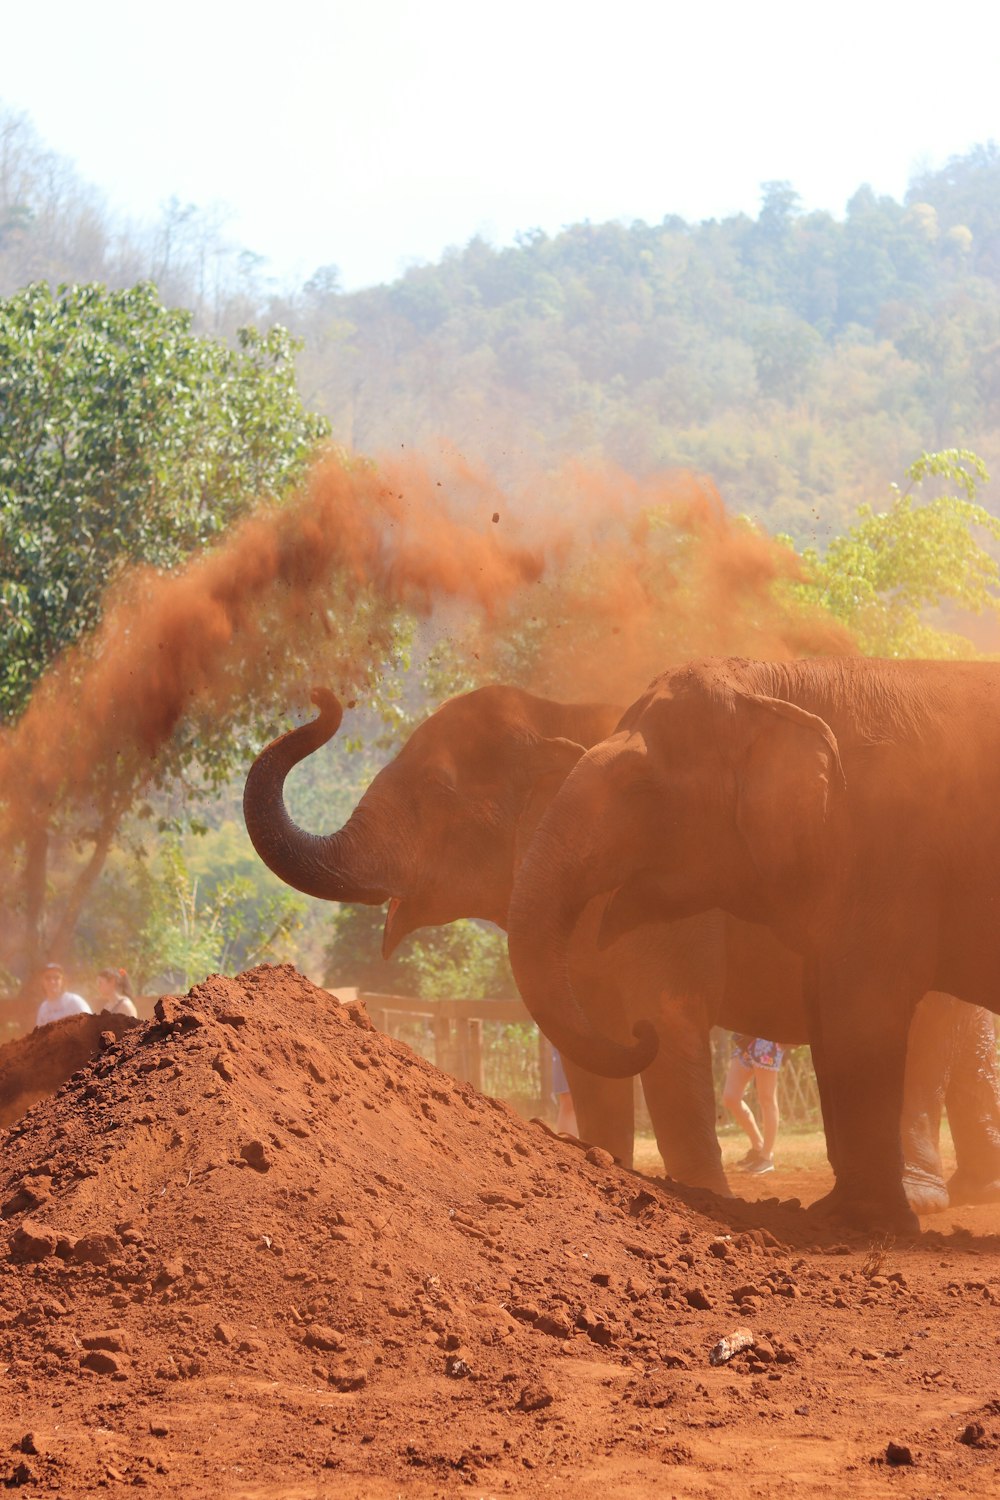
513 736 587 868
734 695 845 894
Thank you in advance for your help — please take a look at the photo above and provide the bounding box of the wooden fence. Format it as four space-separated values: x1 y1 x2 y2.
359 992 553 1113
358 991 823 1129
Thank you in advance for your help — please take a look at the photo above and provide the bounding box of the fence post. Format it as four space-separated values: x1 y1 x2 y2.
433 1010 452 1075
467 1019 483 1093
455 1017 471 1083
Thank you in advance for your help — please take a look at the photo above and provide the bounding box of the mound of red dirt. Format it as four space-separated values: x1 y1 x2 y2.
1 964 999 1497
0 1012 140 1129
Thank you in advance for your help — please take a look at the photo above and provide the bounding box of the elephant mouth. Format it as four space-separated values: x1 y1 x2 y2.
381 888 510 961
382 896 414 960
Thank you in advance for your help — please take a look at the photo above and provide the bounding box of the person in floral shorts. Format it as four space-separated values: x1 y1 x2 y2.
721 1034 786 1175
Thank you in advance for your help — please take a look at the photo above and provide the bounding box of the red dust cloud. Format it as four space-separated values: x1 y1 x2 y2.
468 463 854 704
0 452 541 845
0 449 853 850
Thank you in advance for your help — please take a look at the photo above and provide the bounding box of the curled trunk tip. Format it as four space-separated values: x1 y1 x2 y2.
309 686 344 737
631 1018 658 1060
243 687 388 905
544 1015 659 1079
600 1017 658 1077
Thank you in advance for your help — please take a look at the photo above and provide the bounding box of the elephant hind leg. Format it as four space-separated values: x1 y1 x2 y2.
804 955 921 1234
900 992 953 1216
944 1002 1000 1206
948 1172 1000 1206
902 1163 950 1216
902 993 1000 1210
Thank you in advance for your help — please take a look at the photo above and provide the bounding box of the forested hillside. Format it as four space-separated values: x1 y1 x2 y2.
3 101 998 541
280 160 1000 540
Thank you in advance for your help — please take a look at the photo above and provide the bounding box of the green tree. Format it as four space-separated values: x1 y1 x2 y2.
322 903 512 1001
0 281 329 973
76 828 306 994
0 281 327 718
135 831 306 992
407 920 513 1001
787 449 1000 655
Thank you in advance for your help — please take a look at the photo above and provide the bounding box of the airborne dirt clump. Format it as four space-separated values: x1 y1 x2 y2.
1 965 999 1497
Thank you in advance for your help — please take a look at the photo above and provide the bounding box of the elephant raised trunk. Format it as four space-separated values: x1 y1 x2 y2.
243 688 391 905
507 805 658 1080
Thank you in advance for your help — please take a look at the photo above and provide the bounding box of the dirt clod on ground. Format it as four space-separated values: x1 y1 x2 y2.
1 963 999 1497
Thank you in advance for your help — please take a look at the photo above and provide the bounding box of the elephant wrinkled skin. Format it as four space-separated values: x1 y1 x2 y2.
245 680 1000 1219
506 656 1000 1231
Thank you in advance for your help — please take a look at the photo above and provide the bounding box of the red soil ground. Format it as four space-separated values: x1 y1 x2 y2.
1 964 998 1498
0 1012 140 1130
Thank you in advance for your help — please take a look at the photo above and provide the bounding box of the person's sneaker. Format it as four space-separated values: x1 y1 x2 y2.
734 1148 765 1170
745 1155 775 1175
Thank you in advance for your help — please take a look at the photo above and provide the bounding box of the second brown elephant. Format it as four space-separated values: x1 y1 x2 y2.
243 684 1000 1213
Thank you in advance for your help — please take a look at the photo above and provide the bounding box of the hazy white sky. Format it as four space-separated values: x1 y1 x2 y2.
2 0 998 291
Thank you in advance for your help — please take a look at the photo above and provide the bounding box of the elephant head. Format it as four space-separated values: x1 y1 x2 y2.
507 660 844 1078
243 684 619 957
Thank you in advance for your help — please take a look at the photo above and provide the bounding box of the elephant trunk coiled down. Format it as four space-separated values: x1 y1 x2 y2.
506 783 658 1080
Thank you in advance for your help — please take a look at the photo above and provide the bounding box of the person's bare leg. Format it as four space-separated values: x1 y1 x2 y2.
721 1057 764 1153
754 1066 780 1160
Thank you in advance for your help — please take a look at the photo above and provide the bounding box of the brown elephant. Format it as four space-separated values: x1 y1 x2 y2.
903 992 1000 1210
244 681 1000 1217
505 656 1000 1231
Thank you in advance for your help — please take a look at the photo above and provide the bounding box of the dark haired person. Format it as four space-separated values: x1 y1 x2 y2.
96 967 139 1019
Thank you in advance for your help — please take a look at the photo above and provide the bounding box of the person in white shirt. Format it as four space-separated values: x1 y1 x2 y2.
35 963 93 1028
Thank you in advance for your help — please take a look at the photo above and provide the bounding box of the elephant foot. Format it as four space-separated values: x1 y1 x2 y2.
806 1185 920 1236
530 1117 631 1167
661 1165 732 1197
902 1165 950 1216
947 1170 1000 1207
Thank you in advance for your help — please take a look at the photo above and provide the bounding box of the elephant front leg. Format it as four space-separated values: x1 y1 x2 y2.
805 961 920 1234
562 1060 635 1167
640 998 729 1195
